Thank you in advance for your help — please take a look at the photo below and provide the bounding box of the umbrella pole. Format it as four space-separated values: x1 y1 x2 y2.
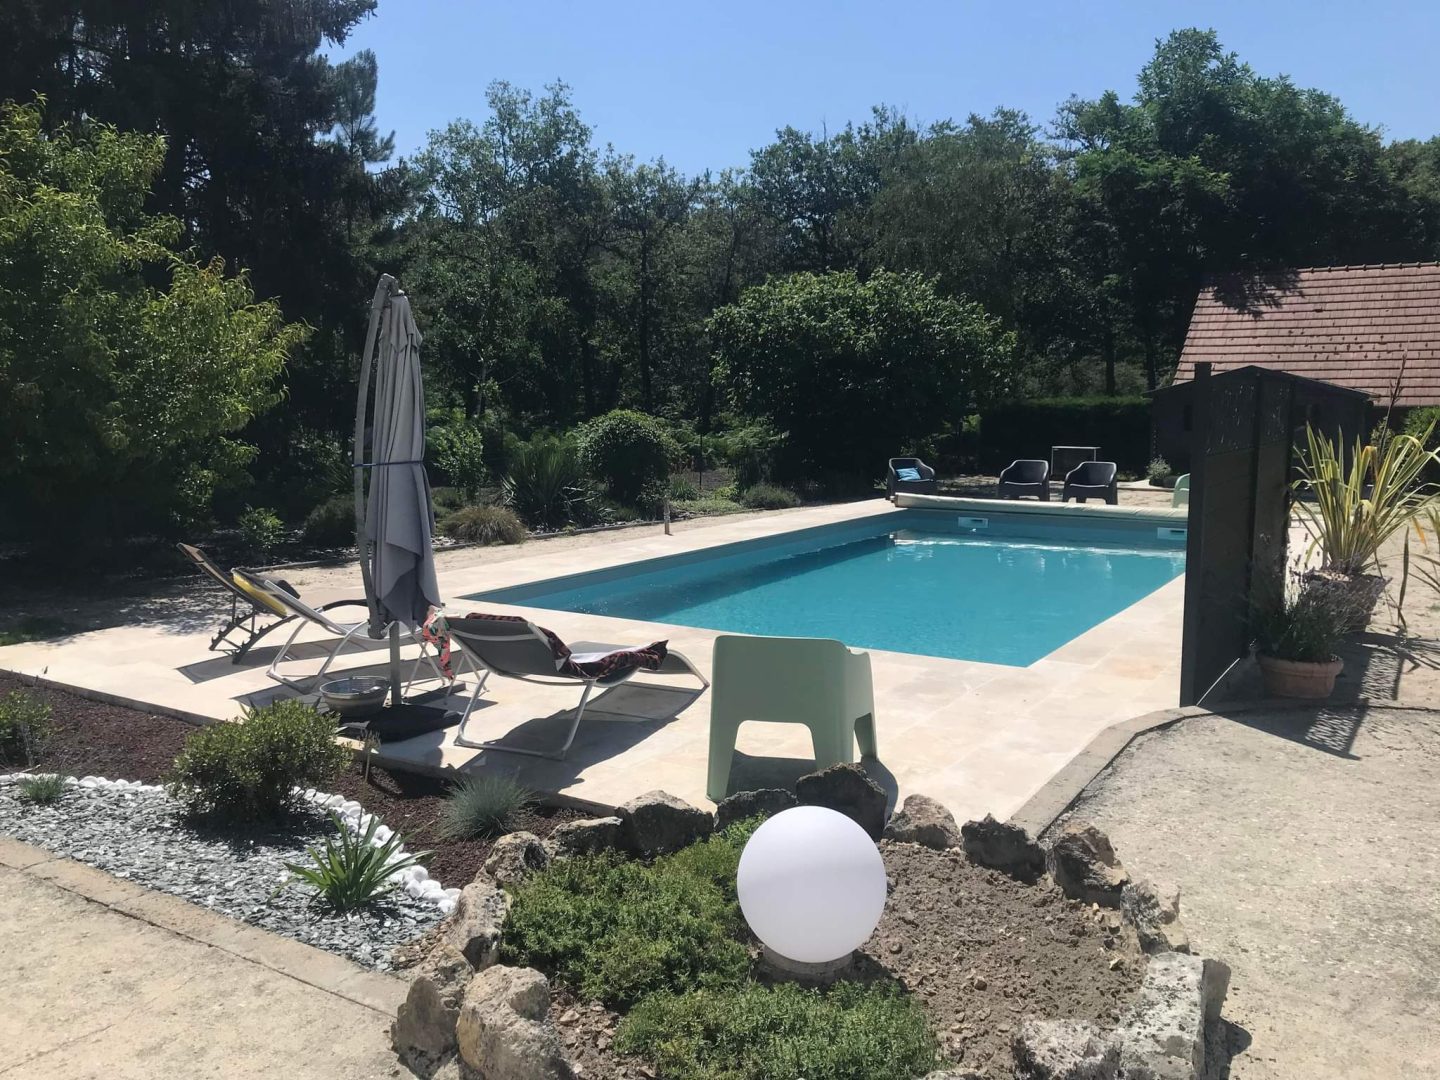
388 624 402 708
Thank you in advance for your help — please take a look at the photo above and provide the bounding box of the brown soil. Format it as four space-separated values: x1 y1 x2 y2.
0 671 580 887
530 841 1143 1080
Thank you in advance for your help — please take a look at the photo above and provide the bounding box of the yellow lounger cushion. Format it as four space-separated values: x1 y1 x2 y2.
233 571 288 616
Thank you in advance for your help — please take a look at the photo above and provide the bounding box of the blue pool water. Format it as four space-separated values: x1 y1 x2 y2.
471 511 1186 667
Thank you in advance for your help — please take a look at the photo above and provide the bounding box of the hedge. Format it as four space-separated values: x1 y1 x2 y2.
978 396 1151 473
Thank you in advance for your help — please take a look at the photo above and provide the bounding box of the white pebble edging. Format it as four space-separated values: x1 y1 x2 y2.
0 772 459 915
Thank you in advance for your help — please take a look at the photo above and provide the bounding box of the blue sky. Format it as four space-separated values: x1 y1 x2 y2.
330 0 1440 176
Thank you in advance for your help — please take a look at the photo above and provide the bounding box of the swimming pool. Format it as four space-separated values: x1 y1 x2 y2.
470 509 1186 667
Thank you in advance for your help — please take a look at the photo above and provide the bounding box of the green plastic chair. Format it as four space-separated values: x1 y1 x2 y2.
707 634 878 802
1172 473 1191 508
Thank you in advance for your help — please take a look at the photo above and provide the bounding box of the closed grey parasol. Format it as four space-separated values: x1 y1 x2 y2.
354 274 442 705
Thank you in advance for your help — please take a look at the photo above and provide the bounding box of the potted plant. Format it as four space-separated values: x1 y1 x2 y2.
1293 423 1439 631
1251 576 1348 699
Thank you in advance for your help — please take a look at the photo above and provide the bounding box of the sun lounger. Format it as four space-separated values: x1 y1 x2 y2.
439 612 708 760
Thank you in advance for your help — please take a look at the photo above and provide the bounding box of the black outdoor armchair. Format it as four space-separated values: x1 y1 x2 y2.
887 457 937 501
1062 460 1119 504
997 459 1050 501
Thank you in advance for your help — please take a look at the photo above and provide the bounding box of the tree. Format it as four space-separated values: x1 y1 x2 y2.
710 271 1015 478
0 100 305 542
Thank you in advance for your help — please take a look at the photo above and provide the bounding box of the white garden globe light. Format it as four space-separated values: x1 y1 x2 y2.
736 805 887 965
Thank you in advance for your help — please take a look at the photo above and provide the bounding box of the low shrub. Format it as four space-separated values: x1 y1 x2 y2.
168 700 349 820
616 981 940 1080
503 435 591 530
439 505 528 546
1251 575 1349 662
576 409 680 506
428 410 487 499
285 811 428 912
16 773 66 804
739 482 801 510
431 486 466 511
668 476 700 501
238 505 285 556
0 689 52 766
439 774 533 840
1145 457 1171 485
501 822 759 1009
302 493 356 547
675 496 745 518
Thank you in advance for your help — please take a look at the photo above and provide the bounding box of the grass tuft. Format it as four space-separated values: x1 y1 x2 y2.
439 774 534 840
284 811 428 912
15 773 66 804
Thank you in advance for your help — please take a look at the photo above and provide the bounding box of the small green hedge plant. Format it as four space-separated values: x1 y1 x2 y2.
616 981 941 1080
168 700 349 820
0 689 52 766
16 773 66 804
302 493 356 547
285 811 428 911
238 505 285 556
576 409 679 507
739 482 800 510
439 774 533 840
439 504 528 545
501 820 761 1009
1145 457 1171 485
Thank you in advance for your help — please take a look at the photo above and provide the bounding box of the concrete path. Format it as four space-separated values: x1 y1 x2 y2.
1050 704 1440 1080
0 837 408 1080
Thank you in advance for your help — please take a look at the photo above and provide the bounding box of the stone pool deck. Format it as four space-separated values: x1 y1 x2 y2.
0 501 1185 820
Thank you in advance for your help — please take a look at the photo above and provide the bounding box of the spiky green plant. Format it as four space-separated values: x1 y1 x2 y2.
15 773 66 804
439 774 534 841
284 811 429 912
1294 423 1440 577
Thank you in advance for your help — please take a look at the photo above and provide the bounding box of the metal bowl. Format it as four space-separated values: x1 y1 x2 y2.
319 676 390 718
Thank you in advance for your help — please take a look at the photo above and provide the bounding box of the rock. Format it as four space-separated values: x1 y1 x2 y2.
714 788 797 830
483 831 550 887
1046 821 1130 907
617 790 713 855
456 965 573 1080
960 814 1046 881
546 816 623 858
1012 1018 1120 1080
1122 880 1191 955
795 763 887 839
391 942 472 1064
883 793 963 849
445 880 512 969
1116 952 1232 1080
923 1070 988 1079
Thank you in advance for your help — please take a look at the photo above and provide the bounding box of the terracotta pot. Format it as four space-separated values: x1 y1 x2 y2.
1257 653 1343 699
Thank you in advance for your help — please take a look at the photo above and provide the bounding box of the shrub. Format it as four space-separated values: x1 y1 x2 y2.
238 505 285 556
668 476 700 501
1402 406 1440 451
711 270 1014 480
675 497 744 518
429 410 487 499
302 493 356 547
439 505 528 546
739 482 801 510
979 396 1151 473
439 774 533 840
716 422 784 489
1146 457 1172 485
168 700 349 820
616 981 940 1080
16 773 66 804
501 823 758 1009
503 435 591 531
575 409 680 507
285 811 428 912
0 690 53 767
431 485 466 512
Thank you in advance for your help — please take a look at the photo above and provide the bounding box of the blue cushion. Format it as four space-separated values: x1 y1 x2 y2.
896 467 922 481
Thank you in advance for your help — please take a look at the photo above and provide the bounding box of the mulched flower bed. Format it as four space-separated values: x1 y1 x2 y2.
0 671 582 886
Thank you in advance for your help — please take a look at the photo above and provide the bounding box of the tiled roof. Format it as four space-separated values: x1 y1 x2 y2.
1173 262 1440 408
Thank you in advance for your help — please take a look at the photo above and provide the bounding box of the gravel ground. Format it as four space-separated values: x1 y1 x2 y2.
0 782 442 971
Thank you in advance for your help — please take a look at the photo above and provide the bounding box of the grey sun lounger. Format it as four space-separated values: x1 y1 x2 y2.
997 459 1051 501
1062 460 1119 504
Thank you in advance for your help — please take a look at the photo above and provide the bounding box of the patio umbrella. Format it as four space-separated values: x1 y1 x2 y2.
354 274 442 706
